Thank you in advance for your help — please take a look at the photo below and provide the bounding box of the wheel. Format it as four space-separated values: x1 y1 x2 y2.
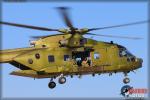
48 81 56 89
58 76 66 84
123 77 130 84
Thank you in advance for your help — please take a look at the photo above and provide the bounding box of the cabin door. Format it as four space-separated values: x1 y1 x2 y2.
72 51 92 67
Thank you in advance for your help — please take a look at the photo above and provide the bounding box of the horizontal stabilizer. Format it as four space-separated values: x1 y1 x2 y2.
10 70 58 79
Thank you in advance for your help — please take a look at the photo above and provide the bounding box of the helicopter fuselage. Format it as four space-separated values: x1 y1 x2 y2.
0 34 142 78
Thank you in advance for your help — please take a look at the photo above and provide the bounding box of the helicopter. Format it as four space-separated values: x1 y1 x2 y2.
0 7 147 89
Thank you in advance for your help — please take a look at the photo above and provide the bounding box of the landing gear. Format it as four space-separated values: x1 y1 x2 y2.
48 79 56 89
58 76 66 84
123 72 130 84
120 72 132 97
123 77 130 84
70 75 73 78
92 73 95 77
48 75 67 89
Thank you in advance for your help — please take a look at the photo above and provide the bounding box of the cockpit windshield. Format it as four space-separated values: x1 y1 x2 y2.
119 48 134 57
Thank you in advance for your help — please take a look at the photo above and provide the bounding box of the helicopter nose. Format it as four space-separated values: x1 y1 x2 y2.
136 58 143 68
139 58 143 63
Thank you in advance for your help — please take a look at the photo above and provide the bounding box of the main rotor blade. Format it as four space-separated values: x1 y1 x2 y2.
87 33 142 40
0 21 59 31
57 7 74 29
88 20 149 31
30 33 68 39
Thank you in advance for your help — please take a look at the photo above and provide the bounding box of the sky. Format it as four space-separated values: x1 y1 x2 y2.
1 1 148 98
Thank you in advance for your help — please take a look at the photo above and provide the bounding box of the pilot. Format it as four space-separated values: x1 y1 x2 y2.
82 58 89 67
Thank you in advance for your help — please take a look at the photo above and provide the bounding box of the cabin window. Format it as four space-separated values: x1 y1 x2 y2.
28 58 33 64
35 53 40 59
48 55 55 62
64 55 70 61
42 45 46 48
94 52 100 59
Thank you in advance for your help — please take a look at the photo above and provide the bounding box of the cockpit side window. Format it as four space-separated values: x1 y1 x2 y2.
119 49 126 57
119 49 133 57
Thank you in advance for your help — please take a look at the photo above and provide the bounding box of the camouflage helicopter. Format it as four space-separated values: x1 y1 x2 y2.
0 7 146 89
